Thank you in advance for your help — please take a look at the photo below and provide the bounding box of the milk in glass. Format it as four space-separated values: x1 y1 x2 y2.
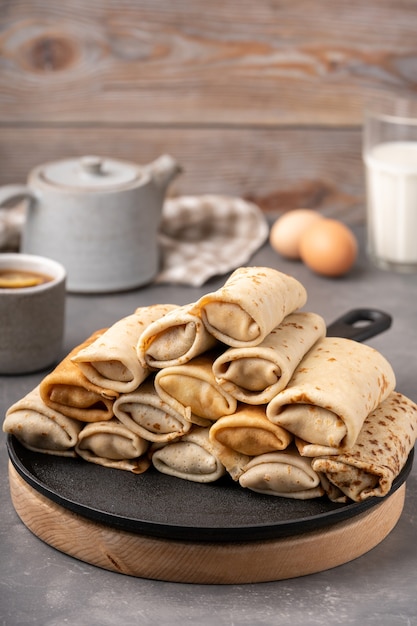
365 140 417 271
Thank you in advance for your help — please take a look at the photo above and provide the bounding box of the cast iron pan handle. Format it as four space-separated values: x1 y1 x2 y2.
326 308 392 342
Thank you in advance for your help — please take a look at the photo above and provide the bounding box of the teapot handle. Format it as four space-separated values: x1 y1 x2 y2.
0 184 36 207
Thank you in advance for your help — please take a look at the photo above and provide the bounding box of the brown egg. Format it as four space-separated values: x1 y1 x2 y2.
299 219 358 277
269 209 323 260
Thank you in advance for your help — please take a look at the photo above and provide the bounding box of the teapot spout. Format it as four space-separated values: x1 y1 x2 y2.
148 154 182 192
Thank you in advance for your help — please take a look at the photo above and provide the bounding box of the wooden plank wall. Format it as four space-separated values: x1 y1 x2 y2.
1 0 416 223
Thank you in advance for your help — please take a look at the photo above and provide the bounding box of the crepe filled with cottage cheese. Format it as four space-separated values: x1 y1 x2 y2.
71 304 178 393
311 391 417 502
137 301 219 369
154 351 237 426
75 418 150 473
113 378 192 443
239 446 324 499
39 330 119 422
209 404 292 456
266 337 396 456
151 426 226 483
3 385 83 456
212 311 326 404
192 266 307 348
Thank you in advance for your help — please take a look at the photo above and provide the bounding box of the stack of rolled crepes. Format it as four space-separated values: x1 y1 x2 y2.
3 266 417 503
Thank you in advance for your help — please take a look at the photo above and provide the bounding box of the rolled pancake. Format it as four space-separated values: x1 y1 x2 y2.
71 304 178 393
266 337 396 455
151 426 226 483
75 418 150 473
113 378 192 443
212 311 326 404
311 391 417 502
154 351 237 427
239 447 324 499
40 330 119 422
209 404 292 456
137 301 218 369
192 266 307 347
3 385 83 457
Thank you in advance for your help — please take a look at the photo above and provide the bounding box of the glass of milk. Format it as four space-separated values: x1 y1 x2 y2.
363 102 417 272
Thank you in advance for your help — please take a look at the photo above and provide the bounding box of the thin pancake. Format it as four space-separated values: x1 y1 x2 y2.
209 404 292 456
72 304 178 393
266 337 396 455
137 302 218 369
239 446 324 499
154 351 237 426
212 311 326 404
151 426 226 483
75 418 150 473
113 378 192 443
192 266 307 347
311 391 417 502
3 385 83 457
39 329 119 422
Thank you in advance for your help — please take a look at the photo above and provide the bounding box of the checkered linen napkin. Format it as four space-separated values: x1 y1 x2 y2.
156 195 269 287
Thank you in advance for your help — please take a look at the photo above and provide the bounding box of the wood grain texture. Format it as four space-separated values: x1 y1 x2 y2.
1 1 416 218
1 1 416 124
8 462 406 584
0 126 364 220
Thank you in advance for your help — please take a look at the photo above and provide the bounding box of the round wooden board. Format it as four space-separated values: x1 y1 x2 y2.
8 462 405 584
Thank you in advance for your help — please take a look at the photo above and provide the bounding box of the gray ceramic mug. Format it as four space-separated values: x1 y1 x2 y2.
0 253 66 374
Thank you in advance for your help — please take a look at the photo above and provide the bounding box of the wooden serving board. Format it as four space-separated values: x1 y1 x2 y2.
8 461 406 584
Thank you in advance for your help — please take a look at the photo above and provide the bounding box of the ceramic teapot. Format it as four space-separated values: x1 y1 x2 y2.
0 154 182 292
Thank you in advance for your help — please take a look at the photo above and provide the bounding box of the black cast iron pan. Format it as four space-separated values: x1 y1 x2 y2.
8 307 411 544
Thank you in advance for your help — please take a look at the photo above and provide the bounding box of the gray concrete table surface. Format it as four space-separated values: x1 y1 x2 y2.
1 225 416 626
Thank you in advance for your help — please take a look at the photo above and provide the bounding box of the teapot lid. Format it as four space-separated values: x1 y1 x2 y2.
40 155 140 190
